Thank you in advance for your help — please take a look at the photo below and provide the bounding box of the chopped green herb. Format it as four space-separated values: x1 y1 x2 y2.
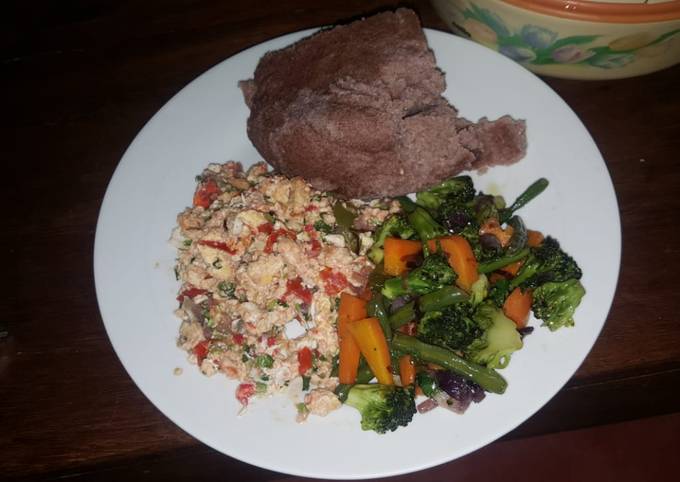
207 343 224 355
296 402 309 415
255 382 267 394
330 354 339 377
217 281 236 298
212 258 223 269
183 239 192 247
255 354 274 368
195 174 204 182
302 375 311 391
174 266 180 280
313 219 333 234
276 299 289 308
260 374 270 381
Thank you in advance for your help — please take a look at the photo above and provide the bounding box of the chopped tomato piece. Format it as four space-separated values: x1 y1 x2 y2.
304 205 318 212
298 347 313 375
236 383 256 407
302 225 322 257
319 267 348 296
197 239 236 255
267 336 277 347
309 238 322 257
264 228 296 254
192 179 220 208
232 333 244 345
176 287 207 302
257 222 273 234
193 340 210 363
283 277 313 305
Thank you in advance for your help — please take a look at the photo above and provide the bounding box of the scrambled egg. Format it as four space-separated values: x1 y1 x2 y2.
173 162 397 419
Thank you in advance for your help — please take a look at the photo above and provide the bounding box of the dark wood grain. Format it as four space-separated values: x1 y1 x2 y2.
2 0 680 479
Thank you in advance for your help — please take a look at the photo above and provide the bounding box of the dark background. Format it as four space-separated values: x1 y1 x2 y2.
3 1 680 480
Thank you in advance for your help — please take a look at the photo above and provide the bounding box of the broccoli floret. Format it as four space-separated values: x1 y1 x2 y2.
382 253 456 299
510 237 582 290
435 196 503 262
472 194 501 226
415 371 440 398
438 200 478 234
407 207 448 249
466 301 523 369
469 274 489 305
417 302 480 352
416 176 475 210
368 214 416 264
487 278 512 307
532 279 586 331
344 384 416 434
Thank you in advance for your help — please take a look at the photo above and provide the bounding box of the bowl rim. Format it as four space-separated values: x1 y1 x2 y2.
501 0 680 23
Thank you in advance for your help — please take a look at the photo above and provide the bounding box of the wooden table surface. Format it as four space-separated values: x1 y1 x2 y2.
3 0 680 480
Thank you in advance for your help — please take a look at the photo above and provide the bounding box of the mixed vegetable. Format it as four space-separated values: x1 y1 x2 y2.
173 163 585 434
335 175 585 433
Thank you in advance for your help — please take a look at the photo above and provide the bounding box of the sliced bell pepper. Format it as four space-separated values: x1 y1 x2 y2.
193 179 220 208
193 340 210 363
297 346 313 375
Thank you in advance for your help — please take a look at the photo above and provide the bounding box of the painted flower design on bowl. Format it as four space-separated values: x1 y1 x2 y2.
551 45 595 64
459 2 680 69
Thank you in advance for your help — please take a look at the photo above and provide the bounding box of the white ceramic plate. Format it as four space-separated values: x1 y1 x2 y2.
94 29 620 479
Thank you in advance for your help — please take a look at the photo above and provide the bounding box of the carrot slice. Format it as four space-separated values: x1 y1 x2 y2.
480 219 514 247
500 260 523 276
527 230 545 247
384 238 423 276
503 287 533 328
337 293 367 384
399 355 416 386
347 317 393 385
427 236 479 292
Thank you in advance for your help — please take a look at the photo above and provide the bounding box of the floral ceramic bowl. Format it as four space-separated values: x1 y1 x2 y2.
431 0 680 79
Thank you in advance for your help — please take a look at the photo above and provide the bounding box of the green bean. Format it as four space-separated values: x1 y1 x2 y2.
418 286 468 312
388 301 416 329
477 248 530 274
499 178 549 223
367 292 392 341
392 332 507 394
